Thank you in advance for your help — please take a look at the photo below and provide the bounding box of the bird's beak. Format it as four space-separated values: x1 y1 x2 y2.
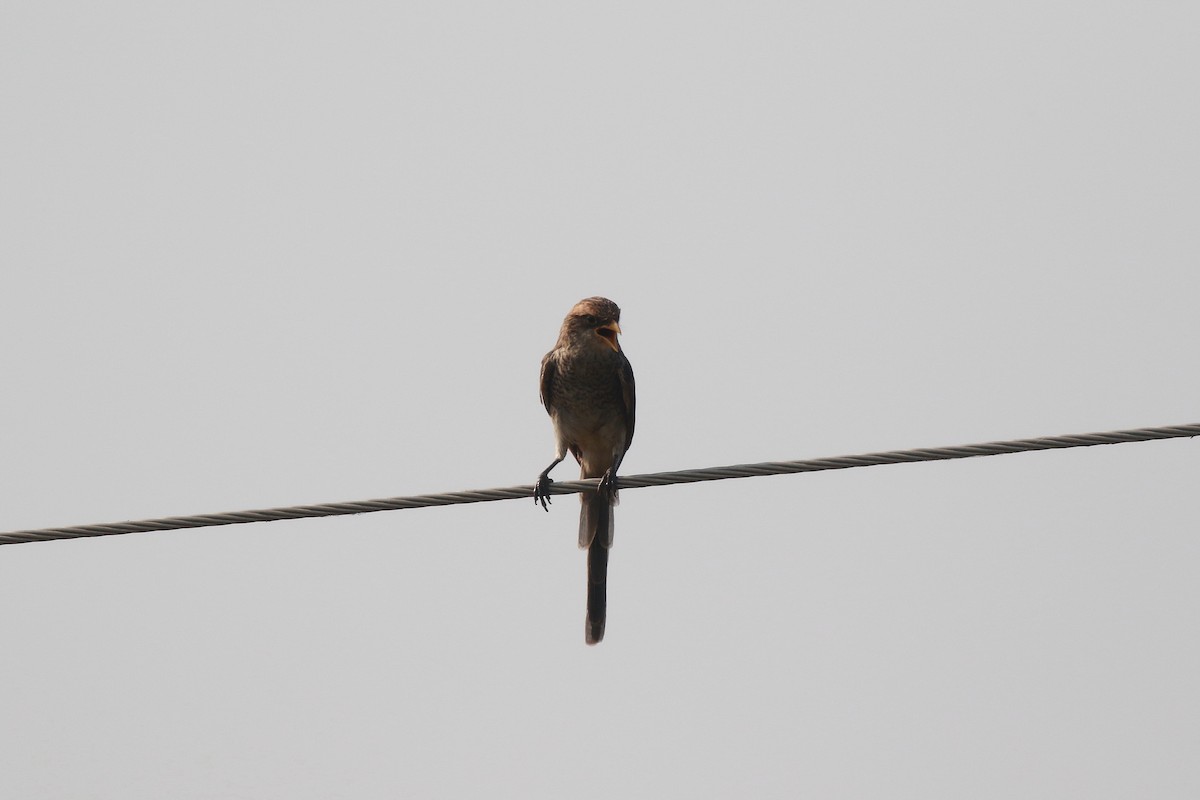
596 322 622 352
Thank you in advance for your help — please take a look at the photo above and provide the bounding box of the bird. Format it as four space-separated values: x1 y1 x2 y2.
535 297 636 645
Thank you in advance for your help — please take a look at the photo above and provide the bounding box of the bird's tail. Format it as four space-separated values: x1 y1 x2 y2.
586 535 607 645
578 489 614 549
579 490 613 645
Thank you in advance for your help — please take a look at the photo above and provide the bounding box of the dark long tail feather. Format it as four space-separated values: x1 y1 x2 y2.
581 493 611 645
586 529 608 645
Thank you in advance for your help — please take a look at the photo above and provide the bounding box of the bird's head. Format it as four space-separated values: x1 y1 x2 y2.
561 296 623 353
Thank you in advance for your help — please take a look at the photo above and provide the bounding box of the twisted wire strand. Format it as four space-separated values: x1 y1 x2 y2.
2 422 1196 547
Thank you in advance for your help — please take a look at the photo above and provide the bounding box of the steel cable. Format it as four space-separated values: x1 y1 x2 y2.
2 422 1196 546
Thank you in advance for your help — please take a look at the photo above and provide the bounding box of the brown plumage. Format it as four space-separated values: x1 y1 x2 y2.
535 297 636 645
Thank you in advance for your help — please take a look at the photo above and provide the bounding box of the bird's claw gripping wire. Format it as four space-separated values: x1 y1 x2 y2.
534 474 554 511
598 470 619 503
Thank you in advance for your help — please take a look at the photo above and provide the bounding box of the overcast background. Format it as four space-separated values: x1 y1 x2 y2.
3 2 1199 798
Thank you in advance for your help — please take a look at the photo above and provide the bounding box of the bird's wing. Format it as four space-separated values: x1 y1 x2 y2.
539 349 558 412
619 353 636 450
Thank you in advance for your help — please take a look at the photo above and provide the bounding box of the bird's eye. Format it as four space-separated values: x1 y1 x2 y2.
584 314 598 325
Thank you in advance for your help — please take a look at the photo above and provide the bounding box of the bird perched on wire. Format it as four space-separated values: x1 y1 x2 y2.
535 297 636 645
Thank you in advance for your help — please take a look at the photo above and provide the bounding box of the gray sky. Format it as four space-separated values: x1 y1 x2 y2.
3 2 1198 797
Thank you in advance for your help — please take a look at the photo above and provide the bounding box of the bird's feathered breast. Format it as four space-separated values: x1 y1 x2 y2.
540 345 635 452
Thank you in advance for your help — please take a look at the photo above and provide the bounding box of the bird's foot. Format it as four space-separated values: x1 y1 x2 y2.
598 470 619 503
534 473 554 511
